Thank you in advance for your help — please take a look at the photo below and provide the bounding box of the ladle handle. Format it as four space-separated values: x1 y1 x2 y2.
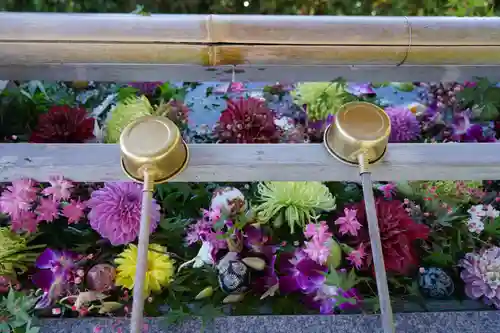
360 171 395 333
130 170 154 333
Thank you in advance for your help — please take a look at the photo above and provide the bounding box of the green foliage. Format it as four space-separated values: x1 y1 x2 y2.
0 288 40 333
458 78 500 121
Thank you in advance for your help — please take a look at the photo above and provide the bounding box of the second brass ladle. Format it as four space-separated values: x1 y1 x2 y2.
324 102 395 333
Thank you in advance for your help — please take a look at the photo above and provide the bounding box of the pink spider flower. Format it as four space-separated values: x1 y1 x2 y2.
36 198 59 222
62 200 86 224
335 208 362 237
347 243 367 269
377 183 397 199
10 211 38 233
42 175 74 201
0 178 38 219
304 221 332 242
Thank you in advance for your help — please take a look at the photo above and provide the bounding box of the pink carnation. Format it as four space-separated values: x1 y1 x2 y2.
87 182 161 245
42 175 73 201
0 178 38 219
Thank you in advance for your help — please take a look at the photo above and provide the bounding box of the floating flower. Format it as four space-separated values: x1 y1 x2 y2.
32 248 78 306
291 82 347 121
35 198 59 223
62 200 86 224
128 82 162 95
459 247 500 308
0 179 37 220
215 97 281 143
105 96 153 143
304 285 362 314
303 221 333 265
10 211 38 233
87 182 161 245
255 182 336 234
335 208 362 237
342 199 430 275
377 183 397 199
347 243 367 270
42 175 74 201
115 244 175 298
154 99 189 126
384 106 421 142
279 250 327 294
29 105 95 143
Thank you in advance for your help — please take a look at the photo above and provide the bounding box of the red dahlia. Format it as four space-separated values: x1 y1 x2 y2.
215 97 281 143
342 199 430 275
29 105 95 143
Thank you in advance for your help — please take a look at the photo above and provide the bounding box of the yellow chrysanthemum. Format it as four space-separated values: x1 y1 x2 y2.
291 82 346 122
114 244 175 297
254 182 336 233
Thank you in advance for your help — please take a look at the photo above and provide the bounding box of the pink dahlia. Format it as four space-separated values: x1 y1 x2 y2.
384 106 421 142
459 247 500 309
87 182 161 245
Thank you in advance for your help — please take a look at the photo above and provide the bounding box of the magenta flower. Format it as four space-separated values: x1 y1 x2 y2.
377 183 397 199
279 250 328 294
42 176 73 201
87 182 161 245
304 221 332 241
303 221 334 265
36 198 59 222
10 211 38 233
62 200 86 224
0 178 38 219
347 83 376 96
347 243 367 269
335 208 362 237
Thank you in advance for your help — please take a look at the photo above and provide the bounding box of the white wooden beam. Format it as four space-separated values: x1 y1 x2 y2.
0 143 499 182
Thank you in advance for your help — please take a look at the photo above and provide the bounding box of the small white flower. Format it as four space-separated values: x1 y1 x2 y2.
467 218 485 234
485 205 500 218
468 205 486 218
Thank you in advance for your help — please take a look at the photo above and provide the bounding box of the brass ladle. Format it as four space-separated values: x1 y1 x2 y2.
323 102 395 333
119 116 189 333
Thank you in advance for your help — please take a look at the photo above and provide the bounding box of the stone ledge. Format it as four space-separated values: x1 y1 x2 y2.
39 311 500 333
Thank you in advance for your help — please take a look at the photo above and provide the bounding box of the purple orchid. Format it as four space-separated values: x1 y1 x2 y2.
279 250 328 294
304 286 362 314
452 112 496 142
32 248 77 290
32 248 78 308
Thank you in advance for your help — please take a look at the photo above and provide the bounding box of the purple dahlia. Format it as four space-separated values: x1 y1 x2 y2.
384 106 421 142
87 182 161 245
459 247 500 308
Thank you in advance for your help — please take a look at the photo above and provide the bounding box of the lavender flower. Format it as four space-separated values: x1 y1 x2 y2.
459 247 500 308
87 182 161 245
384 106 421 142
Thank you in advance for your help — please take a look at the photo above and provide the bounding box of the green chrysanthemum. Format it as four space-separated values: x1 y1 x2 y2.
254 182 336 233
0 227 43 278
105 95 154 143
291 82 347 122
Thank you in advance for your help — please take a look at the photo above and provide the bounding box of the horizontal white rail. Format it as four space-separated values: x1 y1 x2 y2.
0 13 499 81
0 143 499 182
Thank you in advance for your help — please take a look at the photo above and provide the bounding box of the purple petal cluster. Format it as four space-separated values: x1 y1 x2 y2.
459 247 500 308
384 106 421 142
87 182 161 245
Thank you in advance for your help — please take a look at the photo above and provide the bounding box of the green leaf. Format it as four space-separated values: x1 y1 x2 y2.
479 102 499 121
484 217 500 237
423 251 454 267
